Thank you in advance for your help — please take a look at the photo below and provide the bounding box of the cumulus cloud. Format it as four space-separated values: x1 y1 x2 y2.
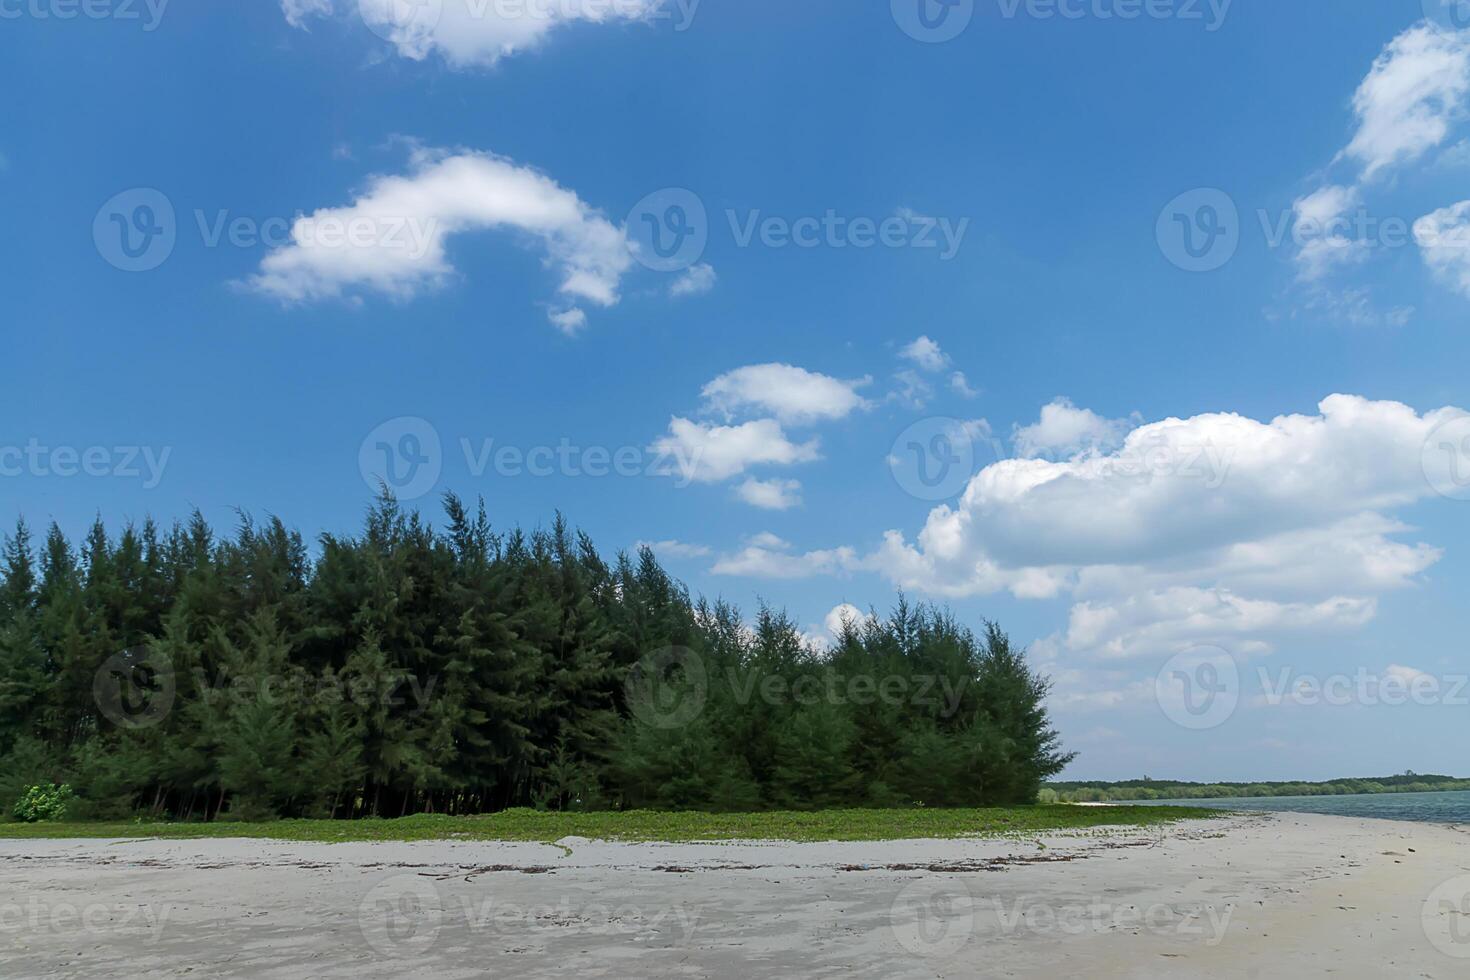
701 364 870 425
250 148 631 320
1055 588 1377 661
950 372 979 398
1344 23 1470 181
285 0 660 68
735 477 803 510
899 335 950 372
1414 200 1470 297
1012 397 1136 459
872 394 1461 667
881 395 1457 603
712 535 862 579
669 263 717 298
823 602 870 639
649 417 819 484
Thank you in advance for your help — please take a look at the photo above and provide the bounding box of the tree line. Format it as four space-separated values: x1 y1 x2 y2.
1041 774 1470 803
0 494 1072 821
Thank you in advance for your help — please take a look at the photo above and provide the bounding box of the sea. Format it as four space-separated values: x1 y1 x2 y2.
1155 789 1470 824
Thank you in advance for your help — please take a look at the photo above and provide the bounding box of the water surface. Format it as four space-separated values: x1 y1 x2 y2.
1156 789 1470 824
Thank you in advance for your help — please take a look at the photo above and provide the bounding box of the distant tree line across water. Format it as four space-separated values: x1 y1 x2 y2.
0 494 1072 822
1041 773 1470 803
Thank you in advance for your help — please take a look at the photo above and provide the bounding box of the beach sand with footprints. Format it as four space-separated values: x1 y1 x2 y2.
5 811 1470 978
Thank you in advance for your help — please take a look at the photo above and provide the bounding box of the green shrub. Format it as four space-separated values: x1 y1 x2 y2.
11 784 73 823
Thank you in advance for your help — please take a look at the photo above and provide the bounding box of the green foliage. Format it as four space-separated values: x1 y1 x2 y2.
0 497 1073 821
12 783 73 823
0 804 1215 843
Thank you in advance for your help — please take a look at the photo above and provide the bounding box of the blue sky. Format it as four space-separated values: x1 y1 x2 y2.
4 0 1470 782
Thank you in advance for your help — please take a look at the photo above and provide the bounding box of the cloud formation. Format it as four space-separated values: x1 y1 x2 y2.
649 418 819 484
285 0 661 68
701 363 870 425
250 148 631 324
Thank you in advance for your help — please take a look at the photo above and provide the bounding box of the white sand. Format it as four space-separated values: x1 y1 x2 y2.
4 812 1469 978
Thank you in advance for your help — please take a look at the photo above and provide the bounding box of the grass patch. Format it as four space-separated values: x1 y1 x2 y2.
0 805 1218 844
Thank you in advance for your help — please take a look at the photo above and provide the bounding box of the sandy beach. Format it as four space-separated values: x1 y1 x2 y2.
4 811 1469 978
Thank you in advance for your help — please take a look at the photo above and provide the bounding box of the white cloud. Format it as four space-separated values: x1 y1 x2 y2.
669 263 717 298
634 539 711 559
286 0 659 68
712 536 862 579
1012 397 1135 459
1294 184 1359 227
823 602 869 639
950 371 979 398
1285 25 1470 311
649 417 820 484
874 394 1462 664
1291 185 1370 282
1055 587 1377 661
547 307 588 334
735 477 803 510
250 148 631 319
1073 513 1442 601
1344 23 1470 181
882 395 1458 603
281 0 332 28
701 364 870 425
899 335 950 372
1385 663 1431 685
890 369 933 409
1414 200 1470 297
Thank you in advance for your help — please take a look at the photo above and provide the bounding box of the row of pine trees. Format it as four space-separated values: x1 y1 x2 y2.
0 494 1072 821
